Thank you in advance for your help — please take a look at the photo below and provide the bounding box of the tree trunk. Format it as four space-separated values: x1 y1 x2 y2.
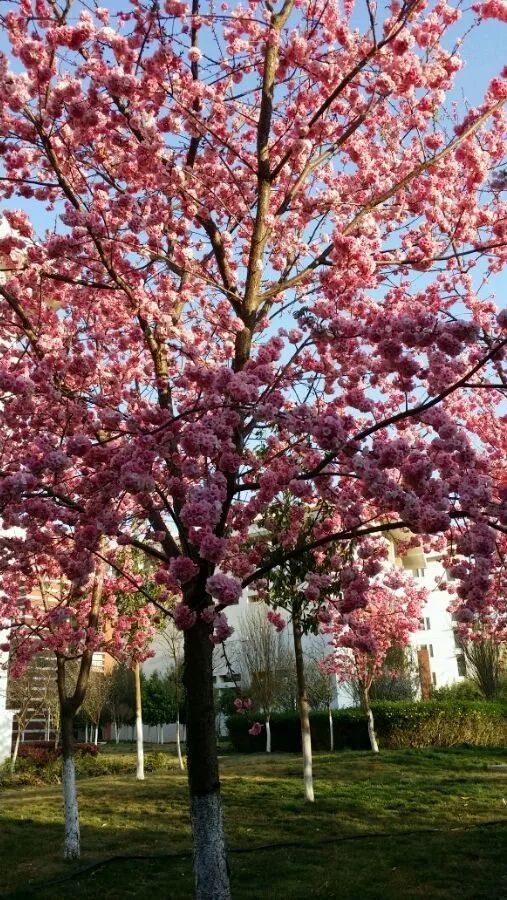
61 708 80 859
134 663 145 780
114 721 119 743
94 723 99 746
10 729 21 774
160 724 164 745
184 613 230 900
361 686 379 753
176 712 184 770
265 715 271 753
292 612 314 802
328 706 334 753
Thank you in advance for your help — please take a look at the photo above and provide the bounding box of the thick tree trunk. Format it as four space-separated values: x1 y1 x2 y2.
328 706 334 753
184 614 230 900
292 612 314 802
10 729 21 774
61 709 80 859
134 663 145 780
176 712 184 770
361 686 379 754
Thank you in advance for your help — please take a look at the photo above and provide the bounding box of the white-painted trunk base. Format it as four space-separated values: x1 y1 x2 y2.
366 709 379 753
176 719 184 770
10 731 20 775
328 708 334 752
136 713 145 780
63 756 80 859
303 767 314 802
265 718 271 753
191 793 231 900
302 731 314 803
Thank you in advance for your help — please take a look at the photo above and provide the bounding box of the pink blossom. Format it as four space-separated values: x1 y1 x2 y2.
248 722 263 736
173 603 197 631
169 556 198 584
210 612 234 644
206 574 242 605
233 697 253 714
267 610 286 632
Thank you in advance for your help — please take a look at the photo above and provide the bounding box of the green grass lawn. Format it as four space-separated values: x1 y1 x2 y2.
1 748 506 899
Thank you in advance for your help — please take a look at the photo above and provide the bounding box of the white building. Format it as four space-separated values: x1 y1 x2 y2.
0 631 15 765
406 556 465 691
143 538 467 719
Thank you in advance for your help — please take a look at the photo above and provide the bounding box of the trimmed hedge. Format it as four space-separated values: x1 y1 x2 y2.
18 742 99 765
0 749 174 789
226 701 507 753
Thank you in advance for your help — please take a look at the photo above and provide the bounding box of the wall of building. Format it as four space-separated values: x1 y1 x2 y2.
142 547 467 721
404 556 465 691
0 630 15 764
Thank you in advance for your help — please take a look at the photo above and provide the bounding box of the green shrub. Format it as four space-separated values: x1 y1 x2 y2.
371 700 507 749
0 747 177 790
433 680 483 701
226 701 507 753
144 751 172 772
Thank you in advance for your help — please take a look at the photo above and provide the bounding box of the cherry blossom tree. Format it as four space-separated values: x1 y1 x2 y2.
258 498 343 802
0 539 154 857
0 0 506 895
323 557 427 751
7 655 53 773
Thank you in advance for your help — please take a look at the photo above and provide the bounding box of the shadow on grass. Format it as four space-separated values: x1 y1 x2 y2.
1 818 506 900
1 750 506 899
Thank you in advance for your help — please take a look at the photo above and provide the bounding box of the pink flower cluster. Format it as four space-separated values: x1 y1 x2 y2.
233 697 253 714
248 722 263 736
267 610 286 632
169 556 198 585
206 574 242 605
173 603 197 631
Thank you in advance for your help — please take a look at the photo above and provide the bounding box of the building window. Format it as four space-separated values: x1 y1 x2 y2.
432 672 437 686
419 617 431 631
415 568 426 579
221 673 241 684
456 655 467 677
429 644 434 658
